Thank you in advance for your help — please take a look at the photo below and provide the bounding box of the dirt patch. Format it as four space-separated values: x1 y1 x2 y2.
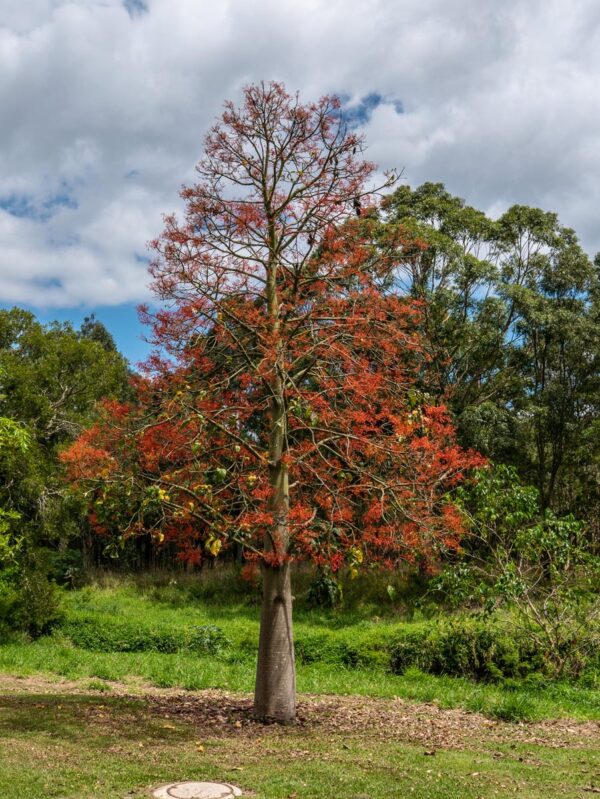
141 691 600 751
1 674 598 752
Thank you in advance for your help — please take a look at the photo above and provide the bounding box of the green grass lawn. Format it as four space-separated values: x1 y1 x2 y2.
1 686 599 799
1 574 600 798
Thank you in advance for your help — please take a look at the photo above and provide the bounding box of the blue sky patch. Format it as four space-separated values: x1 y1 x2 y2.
0 190 77 222
43 192 77 215
340 92 403 128
0 194 37 219
123 0 149 17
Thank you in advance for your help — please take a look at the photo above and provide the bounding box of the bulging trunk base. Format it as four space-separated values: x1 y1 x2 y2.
253 562 296 723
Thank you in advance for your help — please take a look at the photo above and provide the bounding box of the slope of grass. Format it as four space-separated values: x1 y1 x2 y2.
1 573 600 722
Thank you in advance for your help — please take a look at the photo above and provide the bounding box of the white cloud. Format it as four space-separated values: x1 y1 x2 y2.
1 0 599 306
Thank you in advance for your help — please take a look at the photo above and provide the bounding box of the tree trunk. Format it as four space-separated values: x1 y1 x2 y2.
253 419 296 722
255 234 296 722
254 560 296 722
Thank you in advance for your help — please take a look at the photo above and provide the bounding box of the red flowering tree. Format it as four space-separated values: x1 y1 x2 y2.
63 83 483 722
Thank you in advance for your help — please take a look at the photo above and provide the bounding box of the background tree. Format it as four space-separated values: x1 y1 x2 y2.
64 83 483 722
0 417 30 565
381 183 505 413
494 207 600 512
381 185 600 525
0 308 130 572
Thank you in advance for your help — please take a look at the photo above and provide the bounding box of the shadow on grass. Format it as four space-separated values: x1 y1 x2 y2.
0 694 193 744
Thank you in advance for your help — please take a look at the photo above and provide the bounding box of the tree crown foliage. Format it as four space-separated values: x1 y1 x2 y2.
63 84 483 573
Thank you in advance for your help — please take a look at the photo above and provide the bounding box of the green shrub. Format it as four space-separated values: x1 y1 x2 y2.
46 549 85 589
337 641 389 669
294 633 332 664
187 624 230 654
0 567 63 639
294 631 388 670
306 573 342 608
389 617 544 681
0 595 18 644
445 465 600 677
14 569 64 637
62 618 178 653
61 616 230 655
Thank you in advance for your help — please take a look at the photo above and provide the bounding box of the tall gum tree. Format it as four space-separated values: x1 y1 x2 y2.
63 83 483 722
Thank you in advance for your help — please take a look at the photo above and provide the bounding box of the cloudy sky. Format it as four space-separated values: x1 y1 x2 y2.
1 0 599 360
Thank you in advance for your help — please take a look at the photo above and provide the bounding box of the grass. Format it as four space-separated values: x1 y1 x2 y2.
2 639 600 721
0 689 598 799
1 572 600 722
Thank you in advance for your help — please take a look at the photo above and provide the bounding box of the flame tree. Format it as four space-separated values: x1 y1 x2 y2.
63 83 483 722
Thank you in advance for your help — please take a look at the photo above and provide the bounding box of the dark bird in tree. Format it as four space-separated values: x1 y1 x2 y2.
353 196 362 216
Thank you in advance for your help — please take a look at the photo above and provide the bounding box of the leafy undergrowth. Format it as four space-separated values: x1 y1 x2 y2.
1 680 599 799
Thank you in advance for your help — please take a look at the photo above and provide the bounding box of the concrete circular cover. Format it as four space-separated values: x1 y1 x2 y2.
152 782 242 798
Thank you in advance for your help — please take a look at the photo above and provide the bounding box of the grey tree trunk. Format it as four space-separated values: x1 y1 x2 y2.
255 228 296 722
253 405 296 722
254 560 296 722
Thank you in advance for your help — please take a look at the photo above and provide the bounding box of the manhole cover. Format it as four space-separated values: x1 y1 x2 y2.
152 782 242 798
